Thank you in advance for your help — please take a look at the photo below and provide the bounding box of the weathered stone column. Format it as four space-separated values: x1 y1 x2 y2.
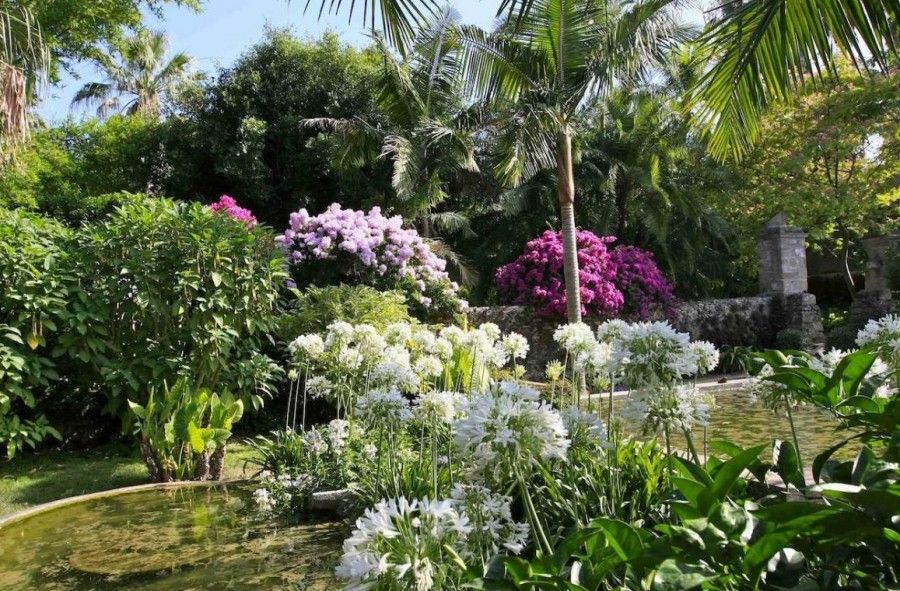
849 232 899 328
757 213 824 348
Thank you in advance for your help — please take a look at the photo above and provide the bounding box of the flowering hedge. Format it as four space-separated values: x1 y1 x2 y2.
495 229 676 320
276 204 463 318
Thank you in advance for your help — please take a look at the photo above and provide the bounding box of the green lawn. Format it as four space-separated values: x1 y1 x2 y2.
0 443 257 517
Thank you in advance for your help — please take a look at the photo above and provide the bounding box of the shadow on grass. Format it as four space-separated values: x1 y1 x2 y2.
0 445 149 516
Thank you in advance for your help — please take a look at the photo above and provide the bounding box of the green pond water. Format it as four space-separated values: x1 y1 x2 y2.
607 387 853 464
0 483 347 590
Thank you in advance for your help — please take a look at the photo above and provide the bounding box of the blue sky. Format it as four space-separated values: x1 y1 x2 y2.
41 0 705 122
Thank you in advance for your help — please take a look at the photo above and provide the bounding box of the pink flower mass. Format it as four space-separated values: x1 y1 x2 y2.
495 229 676 320
208 195 257 227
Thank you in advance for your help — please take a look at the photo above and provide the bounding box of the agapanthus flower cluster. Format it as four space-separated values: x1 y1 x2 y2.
413 390 465 424
495 230 676 320
856 314 900 370
289 321 533 415
207 194 257 227
620 384 710 434
806 348 893 399
253 470 314 514
276 203 463 314
453 381 570 484
561 406 609 451
449 484 530 562
336 497 472 590
355 389 413 429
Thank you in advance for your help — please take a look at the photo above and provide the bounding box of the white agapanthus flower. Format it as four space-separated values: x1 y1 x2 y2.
414 355 444 379
326 419 350 452
370 361 420 393
553 322 597 355
690 340 720 375
411 329 437 353
613 321 696 386
621 384 710 433
305 375 333 400
856 314 900 367
596 319 629 344
288 333 325 360
439 325 465 345
501 332 530 362
354 324 388 362
479 322 502 342
561 406 609 450
414 391 463 424
302 428 329 455
433 337 454 360
356 389 413 426
337 346 363 371
450 483 530 559
384 322 413 346
325 320 355 348
362 443 378 461
454 381 570 481
336 497 472 591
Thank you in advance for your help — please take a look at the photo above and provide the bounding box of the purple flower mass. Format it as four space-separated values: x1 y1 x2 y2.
276 204 462 312
208 195 257 227
495 230 676 320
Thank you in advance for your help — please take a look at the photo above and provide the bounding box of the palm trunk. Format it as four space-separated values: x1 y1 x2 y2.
557 127 582 323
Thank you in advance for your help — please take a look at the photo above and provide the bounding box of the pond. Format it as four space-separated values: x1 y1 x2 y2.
0 483 346 590
604 385 852 464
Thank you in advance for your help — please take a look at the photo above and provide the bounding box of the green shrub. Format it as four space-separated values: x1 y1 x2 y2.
0 210 75 457
775 328 810 351
36 191 137 227
74 196 287 416
826 323 858 350
888 245 900 292
278 285 412 342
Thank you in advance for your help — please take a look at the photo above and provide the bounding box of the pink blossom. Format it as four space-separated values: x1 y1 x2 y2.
208 195 257 227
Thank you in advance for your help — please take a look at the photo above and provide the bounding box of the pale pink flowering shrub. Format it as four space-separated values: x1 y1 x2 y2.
496 230 676 320
276 203 464 319
208 195 257 227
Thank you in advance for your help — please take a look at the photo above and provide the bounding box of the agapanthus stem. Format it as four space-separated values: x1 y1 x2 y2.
784 396 805 481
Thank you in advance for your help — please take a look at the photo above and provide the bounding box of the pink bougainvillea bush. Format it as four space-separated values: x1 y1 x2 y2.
495 229 676 320
208 195 257 227
609 245 677 320
276 203 464 318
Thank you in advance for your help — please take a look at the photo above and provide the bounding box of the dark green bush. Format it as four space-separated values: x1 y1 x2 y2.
36 191 138 227
74 196 288 416
775 328 810 351
827 323 858 350
0 210 74 456
277 285 412 342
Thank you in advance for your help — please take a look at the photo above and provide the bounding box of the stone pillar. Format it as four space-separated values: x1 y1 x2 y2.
757 213 824 347
849 232 899 328
757 212 809 295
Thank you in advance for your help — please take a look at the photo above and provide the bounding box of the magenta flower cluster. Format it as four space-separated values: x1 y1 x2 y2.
276 203 461 311
495 229 676 320
208 195 257 227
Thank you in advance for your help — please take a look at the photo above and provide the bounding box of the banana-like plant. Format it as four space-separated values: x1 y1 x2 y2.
128 379 243 482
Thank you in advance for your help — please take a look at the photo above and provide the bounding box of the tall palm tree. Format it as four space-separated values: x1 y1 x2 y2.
456 0 690 322
0 3 49 143
71 29 194 119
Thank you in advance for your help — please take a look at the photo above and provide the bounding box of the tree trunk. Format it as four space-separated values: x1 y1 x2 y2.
195 451 210 481
557 127 582 323
839 227 857 299
140 437 161 482
210 443 226 481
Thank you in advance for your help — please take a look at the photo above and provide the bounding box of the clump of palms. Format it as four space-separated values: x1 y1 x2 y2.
72 29 195 119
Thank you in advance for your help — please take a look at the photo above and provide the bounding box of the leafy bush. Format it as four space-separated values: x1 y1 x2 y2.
276 203 464 320
35 191 137 227
826 323 857 350
495 230 676 320
278 285 412 341
775 327 810 350
129 379 244 482
0 210 74 457
75 196 287 415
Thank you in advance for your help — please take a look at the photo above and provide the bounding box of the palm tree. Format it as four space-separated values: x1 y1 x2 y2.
455 0 689 322
0 3 49 143
71 29 194 119
304 9 481 283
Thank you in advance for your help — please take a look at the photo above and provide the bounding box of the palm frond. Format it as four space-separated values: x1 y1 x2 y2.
297 0 437 51
691 0 900 161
